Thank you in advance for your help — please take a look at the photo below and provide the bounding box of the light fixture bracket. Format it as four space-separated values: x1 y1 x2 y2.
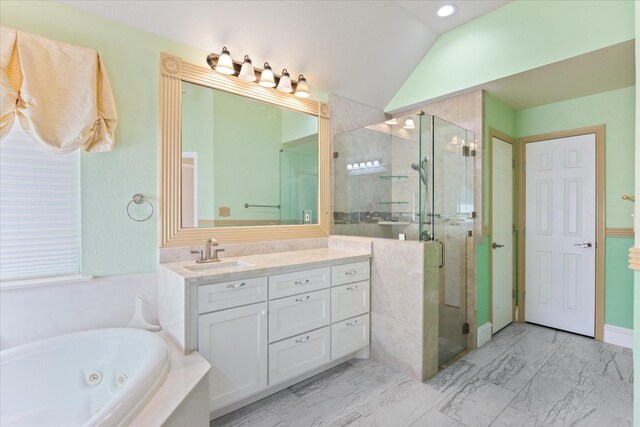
206 53 300 90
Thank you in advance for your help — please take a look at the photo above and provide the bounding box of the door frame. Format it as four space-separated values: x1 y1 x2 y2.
488 128 516 330
517 125 605 341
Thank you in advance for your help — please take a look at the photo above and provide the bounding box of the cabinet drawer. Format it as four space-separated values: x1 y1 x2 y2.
332 261 370 286
269 289 330 342
331 313 369 360
331 281 370 322
198 277 268 314
269 326 330 385
268 267 330 299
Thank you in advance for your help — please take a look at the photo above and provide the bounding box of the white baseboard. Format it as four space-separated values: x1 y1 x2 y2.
477 322 493 347
603 324 633 349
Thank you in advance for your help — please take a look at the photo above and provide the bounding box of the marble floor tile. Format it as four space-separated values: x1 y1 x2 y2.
489 406 546 427
212 323 633 427
475 353 538 393
509 375 574 419
211 407 287 427
462 324 530 368
438 377 516 427
427 359 479 394
411 409 467 426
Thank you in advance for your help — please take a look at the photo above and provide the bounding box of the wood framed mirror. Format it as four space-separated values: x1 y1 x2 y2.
159 53 330 247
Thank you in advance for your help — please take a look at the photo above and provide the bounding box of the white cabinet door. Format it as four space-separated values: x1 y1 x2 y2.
268 326 331 385
331 281 370 322
198 302 268 412
525 134 596 336
332 314 369 360
268 289 330 342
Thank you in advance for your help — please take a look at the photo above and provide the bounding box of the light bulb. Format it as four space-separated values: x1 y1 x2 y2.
437 4 457 17
404 118 415 129
238 55 256 82
215 47 235 75
294 74 310 98
385 118 398 125
276 69 293 93
259 62 276 87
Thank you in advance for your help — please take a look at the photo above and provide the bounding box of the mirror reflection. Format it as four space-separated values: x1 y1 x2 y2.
181 81 319 228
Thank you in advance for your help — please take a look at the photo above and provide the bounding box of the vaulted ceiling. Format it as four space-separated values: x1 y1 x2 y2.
61 0 511 109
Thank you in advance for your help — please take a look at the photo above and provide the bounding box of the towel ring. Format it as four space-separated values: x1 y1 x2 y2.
127 193 154 222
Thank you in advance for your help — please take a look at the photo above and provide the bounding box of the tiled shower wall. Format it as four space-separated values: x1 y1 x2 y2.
391 90 483 351
329 95 388 238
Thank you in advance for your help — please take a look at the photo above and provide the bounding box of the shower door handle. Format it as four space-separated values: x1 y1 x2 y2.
438 240 445 269
492 242 504 249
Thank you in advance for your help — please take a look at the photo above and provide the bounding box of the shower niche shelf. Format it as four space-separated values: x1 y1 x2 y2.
378 201 409 205
378 220 411 226
378 175 408 180
348 166 386 176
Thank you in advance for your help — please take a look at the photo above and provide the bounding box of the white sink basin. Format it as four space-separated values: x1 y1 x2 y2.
184 260 255 272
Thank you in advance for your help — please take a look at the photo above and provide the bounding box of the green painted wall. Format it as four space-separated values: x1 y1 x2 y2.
475 236 491 326
478 87 636 330
633 2 639 422
516 88 636 329
477 93 516 326
606 238 635 329
212 91 282 221
516 87 635 228
0 0 327 275
387 0 635 111
0 1 213 275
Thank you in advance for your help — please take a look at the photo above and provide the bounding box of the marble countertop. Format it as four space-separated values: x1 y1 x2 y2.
160 247 373 285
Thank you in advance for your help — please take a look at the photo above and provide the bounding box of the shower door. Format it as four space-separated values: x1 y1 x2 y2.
432 117 475 366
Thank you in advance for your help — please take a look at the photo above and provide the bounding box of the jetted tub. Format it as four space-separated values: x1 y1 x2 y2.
0 328 170 427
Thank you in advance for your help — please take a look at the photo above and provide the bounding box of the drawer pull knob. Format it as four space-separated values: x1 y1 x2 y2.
346 320 359 326
346 285 358 291
226 282 246 289
345 270 358 276
295 295 310 302
294 279 311 285
295 336 310 344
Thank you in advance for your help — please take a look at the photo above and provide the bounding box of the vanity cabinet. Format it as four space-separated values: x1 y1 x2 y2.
183 255 371 416
198 302 268 411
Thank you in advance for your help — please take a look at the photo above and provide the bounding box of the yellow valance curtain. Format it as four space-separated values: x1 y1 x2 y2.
0 26 117 153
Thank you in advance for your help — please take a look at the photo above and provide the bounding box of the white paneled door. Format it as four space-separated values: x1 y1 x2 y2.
525 134 596 337
492 137 513 333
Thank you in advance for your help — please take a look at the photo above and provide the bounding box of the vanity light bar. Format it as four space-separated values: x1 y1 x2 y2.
206 48 309 98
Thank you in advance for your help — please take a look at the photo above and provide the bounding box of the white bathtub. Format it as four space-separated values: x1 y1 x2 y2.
0 328 170 427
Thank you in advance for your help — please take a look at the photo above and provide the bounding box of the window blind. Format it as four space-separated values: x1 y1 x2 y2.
0 123 80 281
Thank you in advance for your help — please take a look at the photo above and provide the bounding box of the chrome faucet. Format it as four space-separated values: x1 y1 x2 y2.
191 237 225 263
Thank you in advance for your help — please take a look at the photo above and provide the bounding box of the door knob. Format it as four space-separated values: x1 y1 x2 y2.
492 242 504 249
573 242 593 248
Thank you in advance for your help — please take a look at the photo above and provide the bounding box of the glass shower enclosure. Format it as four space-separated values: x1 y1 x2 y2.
333 114 475 366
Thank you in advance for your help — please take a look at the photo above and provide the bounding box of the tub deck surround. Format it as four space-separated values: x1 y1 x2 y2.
158 247 372 353
130 331 211 427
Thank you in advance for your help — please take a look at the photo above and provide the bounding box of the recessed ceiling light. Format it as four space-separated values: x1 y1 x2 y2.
437 4 457 17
